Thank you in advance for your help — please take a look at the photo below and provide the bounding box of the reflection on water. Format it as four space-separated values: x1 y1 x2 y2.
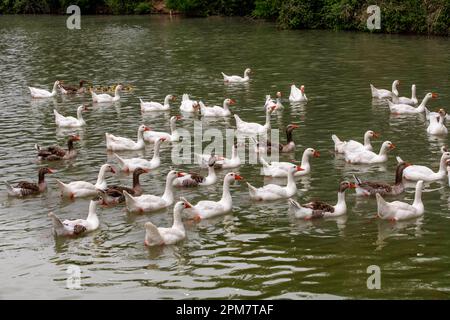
0 15 449 299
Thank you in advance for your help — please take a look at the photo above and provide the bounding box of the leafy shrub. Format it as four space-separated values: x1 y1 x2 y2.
134 1 151 14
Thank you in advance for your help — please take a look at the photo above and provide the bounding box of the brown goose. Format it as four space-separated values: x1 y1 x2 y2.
5 167 55 197
102 168 149 205
60 80 87 94
173 157 217 187
255 124 299 154
35 135 80 161
353 162 411 197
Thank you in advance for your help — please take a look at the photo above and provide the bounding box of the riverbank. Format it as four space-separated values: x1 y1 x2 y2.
0 0 448 36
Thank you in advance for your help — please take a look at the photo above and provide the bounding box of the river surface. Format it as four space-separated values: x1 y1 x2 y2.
0 15 449 299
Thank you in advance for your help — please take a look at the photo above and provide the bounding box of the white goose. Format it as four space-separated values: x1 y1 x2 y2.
370 80 399 99
388 92 437 114
105 124 150 151
234 105 276 134
376 180 424 221
345 141 395 164
48 197 105 236
265 93 283 111
289 84 308 103
397 151 450 182
144 200 191 246
199 98 235 117
259 148 319 178
427 108 448 135
174 156 217 187
288 181 355 219
180 172 243 220
56 164 115 199
222 68 251 83
54 105 87 128
91 84 122 103
123 170 182 213
247 165 303 201
29 81 60 98
332 130 379 154
140 94 175 112
179 93 199 113
196 143 241 169
393 84 418 105
113 137 166 172
144 116 181 143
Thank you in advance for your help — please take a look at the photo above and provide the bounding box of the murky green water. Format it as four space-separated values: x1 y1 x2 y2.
0 15 449 299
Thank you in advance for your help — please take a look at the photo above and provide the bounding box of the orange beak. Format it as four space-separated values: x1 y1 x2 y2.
229 99 236 105
234 174 243 180
177 172 186 177
48 169 56 174
143 168 150 173
160 137 167 142
373 132 380 138
432 93 438 99
404 162 412 167
176 115 182 120
184 202 192 209
72 135 81 141
296 166 305 172
172 96 177 101
313 151 320 158
291 124 300 129
110 167 116 174
389 143 396 150
349 182 356 189
143 126 151 132
83 105 89 111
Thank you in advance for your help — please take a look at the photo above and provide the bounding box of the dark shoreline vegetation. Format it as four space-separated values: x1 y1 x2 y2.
0 0 448 36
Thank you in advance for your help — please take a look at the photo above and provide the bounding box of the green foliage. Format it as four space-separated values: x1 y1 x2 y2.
134 1 152 14
253 0 281 19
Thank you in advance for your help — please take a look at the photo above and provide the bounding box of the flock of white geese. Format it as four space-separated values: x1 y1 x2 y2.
5 69 447 246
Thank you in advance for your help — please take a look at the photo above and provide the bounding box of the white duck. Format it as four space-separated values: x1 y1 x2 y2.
376 180 424 221
123 170 181 213
196 143 241 169
259 148 319 178
234 105 276 134
179 93 199 113
199 98 235 117
140 94 175 112
54 105 87 128
392 84 418 105
370 80 399 99
144 200 191 246
144 115 181 143
344 141 395 164
174 156 217 187
180 172 243 220
29 80 60 98
332 130 379 153
264 93 283 111
397 151 450 182
289 84 308 103
56 164 115 199
388 92 437 114
113 137 166 172
105 124 150 151
91 84 122 103
427 108 448 135
222 68 251 83
48 197 105 236
288 181 355 219
247 165 303 201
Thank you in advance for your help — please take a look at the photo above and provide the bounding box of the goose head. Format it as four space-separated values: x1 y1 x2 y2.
225 98 236 106
305 148 320 158
381 141 395 153
173 200 192 214
339 181 356 193
365 130 380 139
138 124 151 133
225 172 243 183
39 167 56 176
134 167 150 177
441 151 450 162
286 124 299 133
300 85 305 93
170 115 182 124
276 92 282 98
167 170 184 181
288 165 305 174
69 135 81 142
244 68 251 76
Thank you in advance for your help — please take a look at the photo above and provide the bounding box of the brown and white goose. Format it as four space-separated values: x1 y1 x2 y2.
5 167 55 197
173 157 217 187
35 135 80 161
60 80 87 94
288 181 355 219
102 168 149 205
353 161 411 197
